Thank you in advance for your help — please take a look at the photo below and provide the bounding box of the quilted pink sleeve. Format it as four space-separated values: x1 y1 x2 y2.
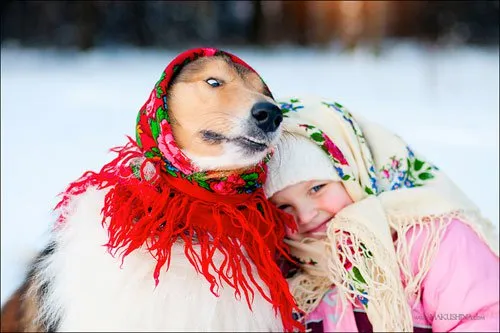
408 219 499 332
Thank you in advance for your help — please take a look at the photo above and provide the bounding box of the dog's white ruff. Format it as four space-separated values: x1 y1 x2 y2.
36 187 283 331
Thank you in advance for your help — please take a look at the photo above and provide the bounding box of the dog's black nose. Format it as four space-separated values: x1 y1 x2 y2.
251 102 283 133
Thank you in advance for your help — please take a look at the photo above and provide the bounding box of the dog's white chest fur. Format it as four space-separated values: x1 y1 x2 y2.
39 187 282 331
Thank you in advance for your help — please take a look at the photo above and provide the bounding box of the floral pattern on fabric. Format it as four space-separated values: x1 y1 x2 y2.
336 233 373 307
134 48 275 195
297 123 353 180
322 101 365 142
279 97 381 196
279 98 304 116
380 146 439 190
322 101 379 195
278 97 439 197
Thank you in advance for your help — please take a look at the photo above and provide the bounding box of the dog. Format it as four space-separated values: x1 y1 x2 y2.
0 49 301 332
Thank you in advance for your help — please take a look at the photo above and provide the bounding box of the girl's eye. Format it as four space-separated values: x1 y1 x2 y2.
278 204 291 211
310 184 326 194
206 78 222 87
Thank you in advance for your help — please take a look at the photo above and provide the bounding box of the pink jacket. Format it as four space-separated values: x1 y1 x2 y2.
305 219 500 332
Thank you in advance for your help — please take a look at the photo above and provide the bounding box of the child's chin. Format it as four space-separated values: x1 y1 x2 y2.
307 231 327 239
287 223 328 241
302 230 328 240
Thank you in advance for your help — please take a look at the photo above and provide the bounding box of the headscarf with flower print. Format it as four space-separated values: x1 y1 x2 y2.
54 48 304 332
267 95 499 332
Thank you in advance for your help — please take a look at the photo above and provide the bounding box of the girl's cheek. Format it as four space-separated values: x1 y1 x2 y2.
285 224 301 240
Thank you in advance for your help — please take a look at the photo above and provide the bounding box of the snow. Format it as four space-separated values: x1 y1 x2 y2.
1 42 498 306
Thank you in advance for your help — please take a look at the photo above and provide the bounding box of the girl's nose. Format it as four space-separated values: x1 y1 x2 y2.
296 206 317 227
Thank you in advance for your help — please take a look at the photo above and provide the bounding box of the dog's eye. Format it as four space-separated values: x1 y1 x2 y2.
206 78 222 88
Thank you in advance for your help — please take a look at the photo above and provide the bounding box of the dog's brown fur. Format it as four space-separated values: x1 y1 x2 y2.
1 54 280 332
169 55 274 167
1 282 28 332
1 245 55 332
1 275 43 332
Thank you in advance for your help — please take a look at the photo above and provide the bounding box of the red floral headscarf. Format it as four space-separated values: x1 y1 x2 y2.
136 47 273 193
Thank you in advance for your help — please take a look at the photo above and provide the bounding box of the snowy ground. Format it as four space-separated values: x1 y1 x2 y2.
1 42 498 306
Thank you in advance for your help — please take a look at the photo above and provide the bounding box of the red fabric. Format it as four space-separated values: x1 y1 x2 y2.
55 136 304 331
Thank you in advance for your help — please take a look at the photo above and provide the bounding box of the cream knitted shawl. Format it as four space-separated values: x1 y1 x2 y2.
273 96 499 332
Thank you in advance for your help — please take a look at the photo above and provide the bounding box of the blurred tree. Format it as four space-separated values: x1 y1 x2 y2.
249 0 264 45
196 1 218 43
131 2 151 47
307 2 341 47
338 0 364 50
399 0 499 45
1 1 29 44
1 1 498 49
282 1 310 46
364 1 390 54
76 1 99 51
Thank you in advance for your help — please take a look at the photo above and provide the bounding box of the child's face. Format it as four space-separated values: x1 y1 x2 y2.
270 180 353 240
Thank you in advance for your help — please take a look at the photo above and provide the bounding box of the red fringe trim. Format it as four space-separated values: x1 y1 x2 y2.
54 136 305 332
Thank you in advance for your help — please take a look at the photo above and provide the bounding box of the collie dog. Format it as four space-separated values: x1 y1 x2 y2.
1 49 300 332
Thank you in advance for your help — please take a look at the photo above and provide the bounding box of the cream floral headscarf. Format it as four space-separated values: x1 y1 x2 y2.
269 95 499 332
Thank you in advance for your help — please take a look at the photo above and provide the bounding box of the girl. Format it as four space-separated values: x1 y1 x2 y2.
264 96 499 332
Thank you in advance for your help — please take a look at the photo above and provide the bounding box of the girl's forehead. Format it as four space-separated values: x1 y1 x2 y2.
270 182 307 202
